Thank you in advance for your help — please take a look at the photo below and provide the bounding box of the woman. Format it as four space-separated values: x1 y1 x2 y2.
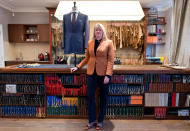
71 23 114 130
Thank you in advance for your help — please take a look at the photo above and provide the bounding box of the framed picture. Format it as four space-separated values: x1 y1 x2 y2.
157 17 165 24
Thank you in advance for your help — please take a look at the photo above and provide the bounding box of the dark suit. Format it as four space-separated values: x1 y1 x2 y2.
62 12 89 54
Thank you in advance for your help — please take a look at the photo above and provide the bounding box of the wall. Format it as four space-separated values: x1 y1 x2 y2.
0 8 50 61
10 12 49 24
0 25 5 67
0 7 16 61
8 12 50 61
14 43 50 61
156 7 172 57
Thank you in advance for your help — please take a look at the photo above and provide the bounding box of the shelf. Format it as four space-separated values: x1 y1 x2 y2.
0 82 44 85
148 32 166 35
25 33 38 35
174 91 190 93
147 42 165 45
145 62 162 65
108 104 143 106
61 84 83 86
108 94 143 96
2 93 45 95
1 104 45 107
46 94 86 97
145 91 174 93
148 22 166 25
145 106 190 108
110 83 143 85
24 41 39 43
145 91 190 93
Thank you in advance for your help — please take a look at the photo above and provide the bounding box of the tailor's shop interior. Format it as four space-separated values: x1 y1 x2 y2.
0 1 190 130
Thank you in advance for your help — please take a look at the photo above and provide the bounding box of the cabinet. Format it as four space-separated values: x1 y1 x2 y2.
37 25 49 43
8 24 24 43
8 24 49 43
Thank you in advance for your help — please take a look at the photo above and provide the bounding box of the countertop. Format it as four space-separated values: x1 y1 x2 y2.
0 64 190 74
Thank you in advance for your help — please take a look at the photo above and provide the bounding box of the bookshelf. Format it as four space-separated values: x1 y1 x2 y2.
0 73 45 118
144 74 190 119
45 73 88 118
0 66 189 119
145 8 166 64
106 74 144 119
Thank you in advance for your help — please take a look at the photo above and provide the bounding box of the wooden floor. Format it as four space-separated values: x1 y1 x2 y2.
0 119 190 131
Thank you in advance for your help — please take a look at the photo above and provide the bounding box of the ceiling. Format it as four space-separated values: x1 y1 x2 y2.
0 0 172 13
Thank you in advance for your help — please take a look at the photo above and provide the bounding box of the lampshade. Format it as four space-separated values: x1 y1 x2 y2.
55 1 145 21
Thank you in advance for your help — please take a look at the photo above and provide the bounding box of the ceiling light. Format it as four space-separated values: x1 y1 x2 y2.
55 1 145 21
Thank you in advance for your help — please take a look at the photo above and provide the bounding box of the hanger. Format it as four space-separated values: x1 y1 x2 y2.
71 2 78 13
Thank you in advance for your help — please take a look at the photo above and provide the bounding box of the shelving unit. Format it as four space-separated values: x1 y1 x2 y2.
106 74 144 119
45 73 88 118
144 74 190 119
147 22 166 45
24 25 38 42
145 8 166 64
0 73 45 118
0 67 189 120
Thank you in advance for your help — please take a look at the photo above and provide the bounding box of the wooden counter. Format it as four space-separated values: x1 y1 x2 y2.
0 64 190 74
0 64 190 119
5 61 50 66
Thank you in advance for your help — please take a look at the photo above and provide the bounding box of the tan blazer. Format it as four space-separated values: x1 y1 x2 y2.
78 39 114 76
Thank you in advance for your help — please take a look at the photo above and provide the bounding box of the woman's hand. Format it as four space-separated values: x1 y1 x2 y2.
104 76 110 84
70 67 78 73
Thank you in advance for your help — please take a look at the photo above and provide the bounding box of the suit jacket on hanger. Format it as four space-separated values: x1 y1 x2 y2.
62 12 89 54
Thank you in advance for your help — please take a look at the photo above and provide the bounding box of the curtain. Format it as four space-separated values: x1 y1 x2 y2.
168 0 189 66
175 0 190 67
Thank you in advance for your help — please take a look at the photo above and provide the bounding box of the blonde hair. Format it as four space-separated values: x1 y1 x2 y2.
92 23 108 40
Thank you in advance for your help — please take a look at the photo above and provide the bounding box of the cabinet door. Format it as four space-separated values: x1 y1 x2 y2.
8 24 24 43
37 24 49 43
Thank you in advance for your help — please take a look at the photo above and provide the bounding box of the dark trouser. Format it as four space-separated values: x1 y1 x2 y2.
87 72 109 123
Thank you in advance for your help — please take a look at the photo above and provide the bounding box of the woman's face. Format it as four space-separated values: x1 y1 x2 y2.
95 25 103 40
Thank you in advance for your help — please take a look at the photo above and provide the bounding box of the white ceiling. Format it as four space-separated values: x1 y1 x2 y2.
0 0 172 13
